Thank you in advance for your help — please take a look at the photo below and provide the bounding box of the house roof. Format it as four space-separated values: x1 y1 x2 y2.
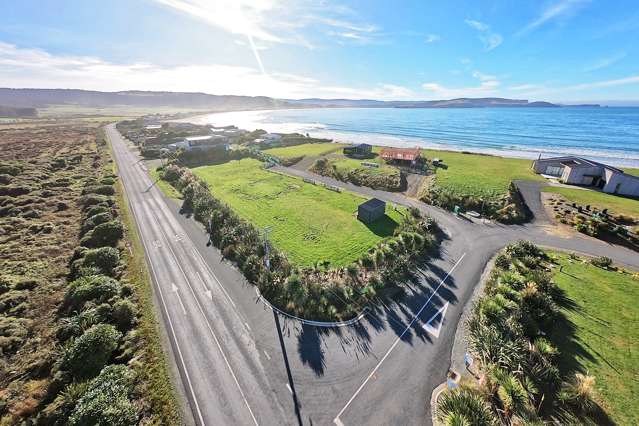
538 155 624 174
359 198 385 211
345 143 371 149
380 147 422 160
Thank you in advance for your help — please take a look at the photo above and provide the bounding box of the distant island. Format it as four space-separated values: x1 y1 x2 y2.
0 88 599 113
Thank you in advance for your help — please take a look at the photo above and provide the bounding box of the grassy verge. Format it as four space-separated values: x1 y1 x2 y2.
150 166 182 200
549 252 639 425
192 158 405 267
263 142 345 159
110 139 182 423
542 186 639 219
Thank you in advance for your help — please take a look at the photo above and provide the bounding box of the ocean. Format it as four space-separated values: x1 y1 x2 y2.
185 107 639 168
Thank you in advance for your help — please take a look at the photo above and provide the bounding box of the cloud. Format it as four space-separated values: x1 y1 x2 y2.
517 0 590 35
583 52 626 72
0 42 414 100
422 70 500 98
464 19 503 51
425 34 441 43
509 84 543 91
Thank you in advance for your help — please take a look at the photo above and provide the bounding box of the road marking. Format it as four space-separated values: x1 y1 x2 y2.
333 253 466 426
263 350 271 360
171 283 187 315
245 322 252 331
117 154 206 426
286 383 293 394
422 301 449 338
196 271 213 300
149 214 259 426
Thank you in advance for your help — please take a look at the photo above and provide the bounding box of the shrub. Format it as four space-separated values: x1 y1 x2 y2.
82 185 115 196
81 211 113 234
81 220 124 248
62 324 122 379
99 177 116 185
81 247 120 276
80 194 112 210
590 256 612 269
436 386 496 425
111 299 137 332
68 364 138 426
64 275 121 311
84 204 111 218
0 163 22 176
0 174 12 185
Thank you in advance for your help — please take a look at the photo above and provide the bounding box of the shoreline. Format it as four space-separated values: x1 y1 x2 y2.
178 109 639 169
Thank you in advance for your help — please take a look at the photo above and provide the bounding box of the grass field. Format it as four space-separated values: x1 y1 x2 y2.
623 167 639 177
150 167 182 200
542 186 639 219
263 142 345 159
192 159 404 267
331 157 398 176
549 253 639 425
423 149 544 199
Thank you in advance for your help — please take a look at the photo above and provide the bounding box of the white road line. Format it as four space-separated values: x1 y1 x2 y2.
119 162 206 426
286 383 293 395
195 271 214 301
263 350 271 360
148 213 259 426
333 253 466 425
245 322 252 331
171 283 187 315
423 302 449 338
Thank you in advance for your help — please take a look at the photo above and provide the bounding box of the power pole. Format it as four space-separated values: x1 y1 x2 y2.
263 226 272 271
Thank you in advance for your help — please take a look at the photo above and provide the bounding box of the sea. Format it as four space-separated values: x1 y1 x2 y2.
184 107 639 168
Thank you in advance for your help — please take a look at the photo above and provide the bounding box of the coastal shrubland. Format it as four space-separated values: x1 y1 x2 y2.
436 241 633 424
311 156 403 191
158 162 439 321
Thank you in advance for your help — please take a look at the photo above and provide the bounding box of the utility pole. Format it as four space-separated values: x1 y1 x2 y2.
263 226 272 271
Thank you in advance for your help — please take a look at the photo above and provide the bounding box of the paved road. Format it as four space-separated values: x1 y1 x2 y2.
108 125 639 426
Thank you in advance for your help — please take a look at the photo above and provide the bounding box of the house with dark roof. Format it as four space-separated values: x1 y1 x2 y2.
357 198 386 223
532 156 639 196
343 143 372 158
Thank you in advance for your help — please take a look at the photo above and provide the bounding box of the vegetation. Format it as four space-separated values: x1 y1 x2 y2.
263 142 344 160
311 156 403 191
191 158 405 267
437 241 615 424
420 150 543 222
550 252 639 424
159 162 438 321
543 185 639 220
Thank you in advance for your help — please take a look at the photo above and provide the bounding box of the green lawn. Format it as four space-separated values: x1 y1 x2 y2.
331 157 398 176
549 253 639 425
542 186 639 219
192 159 404 267
624 168 639 177
263 142 345 159
151 167 182 200
422 149 544 199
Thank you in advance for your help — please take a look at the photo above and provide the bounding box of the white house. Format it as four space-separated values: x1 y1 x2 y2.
532 156 639 197
168 134 228 152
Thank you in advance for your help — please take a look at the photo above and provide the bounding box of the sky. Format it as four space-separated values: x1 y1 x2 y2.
1 0 639 103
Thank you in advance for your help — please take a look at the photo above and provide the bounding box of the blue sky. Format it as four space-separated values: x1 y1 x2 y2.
1 0 639 103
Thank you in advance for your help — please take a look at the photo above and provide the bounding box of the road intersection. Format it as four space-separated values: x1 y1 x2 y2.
108 124 639 425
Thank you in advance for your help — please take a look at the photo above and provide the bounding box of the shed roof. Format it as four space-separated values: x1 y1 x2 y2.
359 198 385 211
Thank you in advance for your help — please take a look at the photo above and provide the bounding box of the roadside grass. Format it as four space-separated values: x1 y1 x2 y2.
192 158 405 267
542 186 639 219
150 167 182 200
110 138 182 424
549 252 639 425
422 149 544 199
263 142 345 159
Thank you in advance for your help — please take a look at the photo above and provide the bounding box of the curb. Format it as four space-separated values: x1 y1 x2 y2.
254 287 369 327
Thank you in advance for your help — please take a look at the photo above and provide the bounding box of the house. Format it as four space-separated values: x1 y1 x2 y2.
343 143 372 158
263 133 282 140
357 198 386 223
380 147 422 163
168 134 229 152
532 156 639 196
144 124 162 131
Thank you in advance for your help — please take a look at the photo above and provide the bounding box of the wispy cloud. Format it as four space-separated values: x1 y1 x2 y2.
422 69 500 98
583 52 626 72
425 34 441 43
516 0 590 36
464 19 503 51
0 42 415 100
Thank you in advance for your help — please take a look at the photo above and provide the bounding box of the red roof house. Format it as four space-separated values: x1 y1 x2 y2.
379 147 422 162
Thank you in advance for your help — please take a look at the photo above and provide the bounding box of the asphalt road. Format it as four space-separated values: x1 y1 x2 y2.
108 125 639 426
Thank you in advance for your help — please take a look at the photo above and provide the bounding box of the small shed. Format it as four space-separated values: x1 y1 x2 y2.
357 198 386 223
343 143 373 157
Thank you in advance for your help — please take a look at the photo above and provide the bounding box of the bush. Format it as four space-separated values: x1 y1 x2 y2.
590 256 612 269
81 212 113 234
80 194 112 210
64 275 121 311
82 185 115 196
81 247 120 276
68 364 138 426
99 177 116 185
62 324 122 379
81 220 124 248
111 299 137 332
84 204 111 218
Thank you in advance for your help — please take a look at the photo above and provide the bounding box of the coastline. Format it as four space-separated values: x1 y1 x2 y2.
178 108 639 169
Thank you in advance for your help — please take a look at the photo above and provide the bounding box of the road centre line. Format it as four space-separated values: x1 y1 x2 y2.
333 253 467 425
147 212 259 426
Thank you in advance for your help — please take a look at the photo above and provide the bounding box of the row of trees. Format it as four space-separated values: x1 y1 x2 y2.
160 163 438 321
436 241 604 425
38 162 140 424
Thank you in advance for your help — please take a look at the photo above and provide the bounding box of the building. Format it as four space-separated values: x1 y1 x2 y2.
380 147 422 163
168 134 229 152
343 143 372 158
532 156 639 197
357 198 386 223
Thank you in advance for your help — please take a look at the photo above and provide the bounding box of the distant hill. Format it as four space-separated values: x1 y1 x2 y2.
0 88 572 112
0 88 293 111
0 105 37 117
